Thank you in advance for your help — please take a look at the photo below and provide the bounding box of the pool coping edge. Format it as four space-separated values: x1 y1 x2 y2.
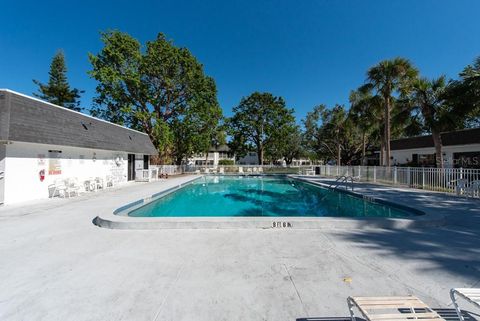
92 175 446 230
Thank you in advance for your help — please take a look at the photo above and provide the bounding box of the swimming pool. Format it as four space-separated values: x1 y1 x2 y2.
127 176 421 218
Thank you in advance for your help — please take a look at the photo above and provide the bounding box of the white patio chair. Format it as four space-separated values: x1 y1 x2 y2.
48 179 67 198
219 167 225 174
238 167 244 174
105 176 114 188
465 180 480 198
65 178 81 197
95 177 104 191
84 178 96 192
454 179 469 196
450 288 480 321
253 167 258 173
258 167 263 173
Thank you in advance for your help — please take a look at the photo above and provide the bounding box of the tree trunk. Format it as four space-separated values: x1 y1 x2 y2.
379 140 385 166
257 145 263 165
432 130 444 168
384 95 391 167
337 143 341 166
362 132 366 165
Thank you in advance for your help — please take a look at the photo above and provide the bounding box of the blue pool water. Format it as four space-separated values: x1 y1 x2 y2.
128 176 421 218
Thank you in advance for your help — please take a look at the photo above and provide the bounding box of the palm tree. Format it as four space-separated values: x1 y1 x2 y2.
408 76 452 168
366 58 418 167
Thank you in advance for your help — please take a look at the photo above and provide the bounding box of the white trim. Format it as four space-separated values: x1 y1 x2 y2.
0 89 148 136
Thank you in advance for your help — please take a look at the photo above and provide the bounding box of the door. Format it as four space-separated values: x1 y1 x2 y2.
127 154 135 181
0 145 5 205
143 155 149 170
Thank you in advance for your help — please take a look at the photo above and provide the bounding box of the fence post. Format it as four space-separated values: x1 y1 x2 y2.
422 167 425 189
358 165 361 179
373 166 376 183
407 167 411 187
393 166 397 185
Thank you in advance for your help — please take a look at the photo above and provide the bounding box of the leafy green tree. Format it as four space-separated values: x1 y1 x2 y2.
228 92 296 165
88 31 222 164
349 87 382 165
366 58 418 166
303 104 361 165
33 50 83 111
446 56 480 127
266 124 303 165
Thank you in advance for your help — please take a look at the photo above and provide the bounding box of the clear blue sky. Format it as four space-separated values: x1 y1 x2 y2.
1 0 480 121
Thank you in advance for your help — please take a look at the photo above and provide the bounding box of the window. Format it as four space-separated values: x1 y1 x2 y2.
417 154 436 166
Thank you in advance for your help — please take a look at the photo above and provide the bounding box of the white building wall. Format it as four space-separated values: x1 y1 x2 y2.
3 141 134 204
189 152 235 166
391 144 480 167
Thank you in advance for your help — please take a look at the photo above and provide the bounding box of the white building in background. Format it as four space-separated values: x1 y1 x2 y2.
188 145 235 166
390 127 480 168
0 89 157 205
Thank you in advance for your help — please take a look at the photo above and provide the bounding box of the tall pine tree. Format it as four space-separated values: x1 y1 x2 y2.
33 50 83 111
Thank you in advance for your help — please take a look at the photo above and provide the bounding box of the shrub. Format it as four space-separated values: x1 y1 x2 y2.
218 159 234 165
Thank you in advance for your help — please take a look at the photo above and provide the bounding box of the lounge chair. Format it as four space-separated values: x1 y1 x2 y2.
219 167 225 174
347 296 443 321
238 167 244 174
450 288 480 321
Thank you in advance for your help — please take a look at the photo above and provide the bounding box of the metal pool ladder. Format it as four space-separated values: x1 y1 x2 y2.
329 175 355 191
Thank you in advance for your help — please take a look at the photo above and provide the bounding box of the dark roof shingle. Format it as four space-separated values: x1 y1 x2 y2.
391 127 480 150
0 90 157 155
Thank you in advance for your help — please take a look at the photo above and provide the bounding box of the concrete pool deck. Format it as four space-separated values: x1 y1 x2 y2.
0 175 479 321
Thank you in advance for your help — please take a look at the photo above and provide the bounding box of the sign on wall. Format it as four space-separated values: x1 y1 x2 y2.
48 150 62 175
